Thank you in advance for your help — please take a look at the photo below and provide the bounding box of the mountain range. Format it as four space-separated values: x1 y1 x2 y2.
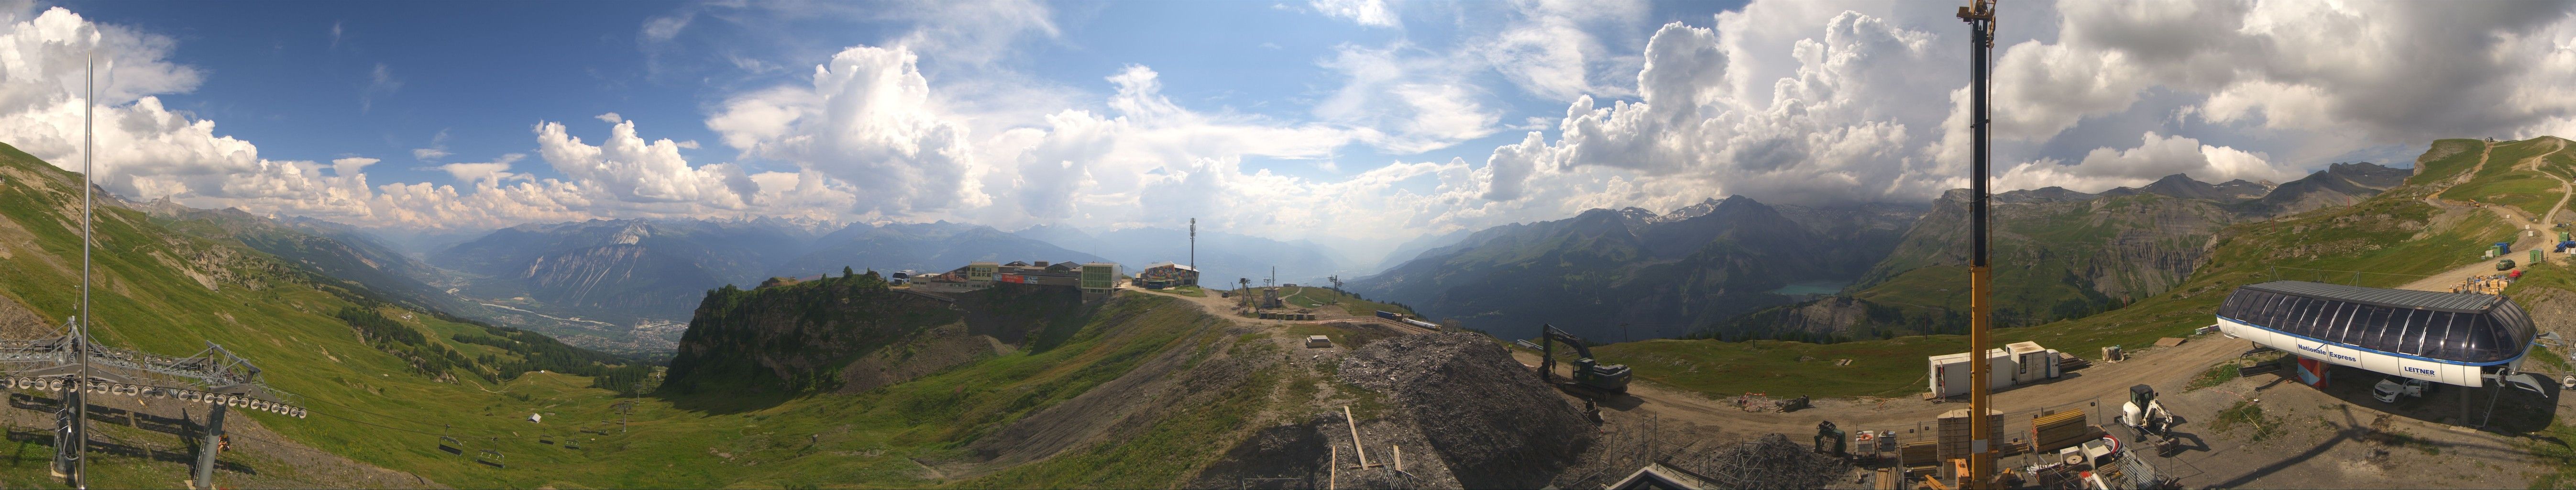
429 219 1101 325
1346 196 1920 342
1716 162 2411 341
1350 162 2410 343
1011 224 1354 288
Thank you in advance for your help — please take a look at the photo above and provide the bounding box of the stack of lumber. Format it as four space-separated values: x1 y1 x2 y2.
2058 353 2091 371
2031 410 2096 453
1898 440 1939 468
1937 408 2003 478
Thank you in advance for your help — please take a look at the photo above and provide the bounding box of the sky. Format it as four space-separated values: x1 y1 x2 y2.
4 0 2576 258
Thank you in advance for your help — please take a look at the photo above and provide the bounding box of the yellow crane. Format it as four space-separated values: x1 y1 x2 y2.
1955 0 1999 488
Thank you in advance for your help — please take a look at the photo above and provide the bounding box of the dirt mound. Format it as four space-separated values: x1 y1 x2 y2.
1338 332 1595 489
1665 434 1852 490
1191 411 1465 490
1188 422 1331 488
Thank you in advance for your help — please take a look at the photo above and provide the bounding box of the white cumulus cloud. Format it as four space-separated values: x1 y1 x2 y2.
1311 0 1398 27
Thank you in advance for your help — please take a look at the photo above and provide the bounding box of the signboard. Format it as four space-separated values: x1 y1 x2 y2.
997 274 1026 284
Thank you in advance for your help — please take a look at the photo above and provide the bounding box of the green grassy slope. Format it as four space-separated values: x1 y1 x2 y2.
2408 139 2488 185
1842 192 2231 334
3 139 1280 488
1277 286 1419 317
530 293 1262 489
0 143 649 488
1596 139 2528 399
2441 137 2574 218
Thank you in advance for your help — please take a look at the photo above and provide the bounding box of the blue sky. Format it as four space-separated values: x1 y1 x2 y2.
58 0 1733 194
5 1 2574 258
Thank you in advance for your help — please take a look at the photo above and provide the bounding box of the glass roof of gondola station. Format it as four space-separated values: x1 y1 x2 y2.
2218 281 2534 365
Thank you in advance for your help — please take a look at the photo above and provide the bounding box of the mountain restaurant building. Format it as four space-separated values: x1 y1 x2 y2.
1079 262 1121 301
1134 262 1199 289
2215 280 2535 388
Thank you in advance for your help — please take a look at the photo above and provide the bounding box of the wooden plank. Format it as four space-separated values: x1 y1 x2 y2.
1344 406 1369 468
1899 440 1939 466
2032 410 2085 429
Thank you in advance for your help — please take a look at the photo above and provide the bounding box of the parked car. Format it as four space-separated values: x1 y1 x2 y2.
2373 376 2432 403
2498 259 2518 271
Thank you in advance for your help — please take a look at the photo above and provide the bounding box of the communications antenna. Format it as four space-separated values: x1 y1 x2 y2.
0 31 305 490
1956 0 1999 487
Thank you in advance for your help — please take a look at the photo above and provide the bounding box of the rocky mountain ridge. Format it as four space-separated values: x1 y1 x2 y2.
1347 195 1921 341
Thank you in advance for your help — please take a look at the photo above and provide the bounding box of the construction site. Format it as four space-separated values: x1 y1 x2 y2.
1127 1 2576 487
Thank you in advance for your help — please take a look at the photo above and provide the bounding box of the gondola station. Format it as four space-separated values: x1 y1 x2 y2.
2215 280 2544 391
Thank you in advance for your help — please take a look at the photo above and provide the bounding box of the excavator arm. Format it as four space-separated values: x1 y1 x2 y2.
1536 324 1630 394
1541 324 1597 360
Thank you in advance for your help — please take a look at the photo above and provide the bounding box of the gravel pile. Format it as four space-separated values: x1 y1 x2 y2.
1338 332 1596 489
1668 434 1853 490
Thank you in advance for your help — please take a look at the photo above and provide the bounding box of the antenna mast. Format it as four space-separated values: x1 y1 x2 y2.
64 40 97 490
1189 218 1196 274
1957 0 1998 488
7 34 306 490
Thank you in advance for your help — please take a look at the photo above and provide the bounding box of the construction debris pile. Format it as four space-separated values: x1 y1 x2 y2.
1338 332 1598 489
1664 434 1853 490
2451 273 2518 295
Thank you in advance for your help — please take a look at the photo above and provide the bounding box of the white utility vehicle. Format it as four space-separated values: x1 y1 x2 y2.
2372 376 2432 403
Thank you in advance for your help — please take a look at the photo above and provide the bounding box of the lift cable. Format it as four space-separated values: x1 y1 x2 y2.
265 387 585 433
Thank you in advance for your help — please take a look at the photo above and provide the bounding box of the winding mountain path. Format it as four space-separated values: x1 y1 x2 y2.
2400 139 2572 292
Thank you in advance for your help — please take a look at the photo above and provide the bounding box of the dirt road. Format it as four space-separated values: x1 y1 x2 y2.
1135 280 2251 442
1504 337 2242 440
2400 139 2573 292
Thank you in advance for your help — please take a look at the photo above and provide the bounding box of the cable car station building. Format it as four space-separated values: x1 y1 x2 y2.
2216 280 2536 388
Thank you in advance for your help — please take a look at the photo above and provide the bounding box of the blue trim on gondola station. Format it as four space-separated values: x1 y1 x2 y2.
2220 315 2523 367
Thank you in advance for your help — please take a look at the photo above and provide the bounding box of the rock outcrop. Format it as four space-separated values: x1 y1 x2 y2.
662 275 1092 395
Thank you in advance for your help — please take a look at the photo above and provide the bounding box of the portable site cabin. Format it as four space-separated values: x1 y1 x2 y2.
1930 342 2063 397
2006 341 2062 384
2215 280 2535 388
1929 348 2011 397
1306 335 1332 348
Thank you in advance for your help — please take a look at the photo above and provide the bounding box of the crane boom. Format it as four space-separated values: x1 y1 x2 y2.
1957 0 1998 488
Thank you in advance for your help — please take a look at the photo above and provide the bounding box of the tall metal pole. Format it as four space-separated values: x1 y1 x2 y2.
70 39 98 490
193 405 226 490
1958 1 1997 487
